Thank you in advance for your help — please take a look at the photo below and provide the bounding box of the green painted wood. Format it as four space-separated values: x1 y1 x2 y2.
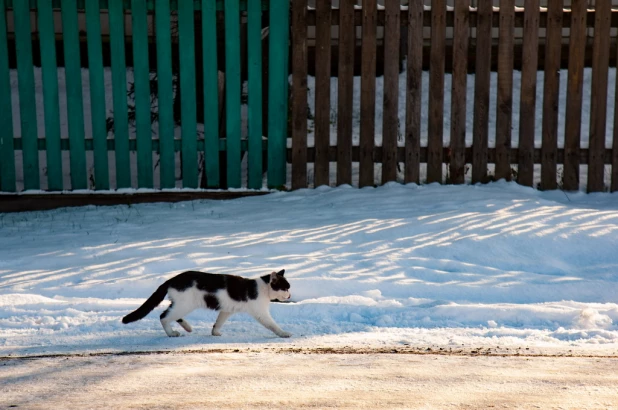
14 0 39 190
85 0 110 190
0 0 15 192
247 0 263 189
267 0 290 189
37 0 63 191
202 0 220 188
6 0 265 11
108 0 130 188
155 0 175 189
61 0 87 189
178 0 198 188
225 0 241 188
131 0 153 188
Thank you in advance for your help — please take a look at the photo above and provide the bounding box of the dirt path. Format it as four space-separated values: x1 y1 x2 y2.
2 350 617 409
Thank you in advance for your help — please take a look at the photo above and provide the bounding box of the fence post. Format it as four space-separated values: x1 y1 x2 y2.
0 0 15 192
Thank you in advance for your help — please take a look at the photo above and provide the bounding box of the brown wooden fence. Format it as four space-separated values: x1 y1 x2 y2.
288 0 618 193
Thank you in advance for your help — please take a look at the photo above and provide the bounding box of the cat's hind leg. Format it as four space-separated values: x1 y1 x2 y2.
250 312 291 338
177 319 192 333
212 311 232 336
160 301 195 337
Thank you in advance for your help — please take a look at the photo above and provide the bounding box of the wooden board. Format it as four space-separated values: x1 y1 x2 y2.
291 0 308 189
337 0 355 186
381 0 400 184
359 0 377 188
427 0 446 183
495 0 514 182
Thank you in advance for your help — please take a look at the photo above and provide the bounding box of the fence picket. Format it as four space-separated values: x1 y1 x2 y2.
247 0 263 190
337 0 354 186
85 0 109 190
224 0 241 188
381 0 400 185
540 0 562 190
563 0 586 191
0 0 14 192
449 0 469 184
202 0 220 188
14 0 39 190
404 0 422 185
427 0 445 184
359 0 376 188
588 0 611 193
495 0 514 182
472 0 492 184
313 0 331 187
108 0 130 189
517 0 539 187
291 0 308 190
37 0 63 191
131 0 153 188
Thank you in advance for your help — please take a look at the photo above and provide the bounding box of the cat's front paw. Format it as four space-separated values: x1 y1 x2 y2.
212 329 222 336
277 331 292 338
167 330 181 337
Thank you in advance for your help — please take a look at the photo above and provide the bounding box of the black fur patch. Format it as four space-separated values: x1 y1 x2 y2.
204 295 220 310
226 275 259 302
270 275 290 291
160 303 172 319
168 271 226 293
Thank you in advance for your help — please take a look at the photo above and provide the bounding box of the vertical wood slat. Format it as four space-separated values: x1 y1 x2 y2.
131 0 153 188
178 0 198 188
449 0 469 184
588 0 611 193
337 0 354 186
540 0 562 190
202 0 219 188
37 0 63 191
381 0 400 185
0 0 15 192
291 0 307 190
427 0 445 184
155 0 174 189
313 0 331 187
613 29 618 193
14 0 39 190
404 0 422 185
495 0 514 182
563 0 587 191
85 0 109 190
472 0 492 184
108 0 130 189
359 0 376 188
62 0 87 190
516 0 539 188
224 0 241 188
267 0 290 189
247 0 263 189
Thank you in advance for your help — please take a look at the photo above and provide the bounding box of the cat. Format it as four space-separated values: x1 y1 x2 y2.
122 269 292 338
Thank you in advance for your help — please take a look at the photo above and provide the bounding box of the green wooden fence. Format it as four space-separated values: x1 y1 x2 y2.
0 0 289 192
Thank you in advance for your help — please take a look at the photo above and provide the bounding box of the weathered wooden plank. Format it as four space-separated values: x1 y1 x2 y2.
563 0 587 191
359 0 376 188
427 0 445 183
202 0 220 188
85 0 109 190
472 0 493 184
313 0 331 187
108 0 130 188
540 0 562 190
516 0 539 188
291 0 308 190
14 0 39 190
381 0 400 185
588 0 611 193
495 0 514 182
247 0 263 189
449 0 469 184
131 0 153 188
37 0 63 191
0 0 14 192
267 0 289 189
337 0 354 186
224 0 241 188
404 0 422 185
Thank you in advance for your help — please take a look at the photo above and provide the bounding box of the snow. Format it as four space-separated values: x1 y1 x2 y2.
1 182 618 357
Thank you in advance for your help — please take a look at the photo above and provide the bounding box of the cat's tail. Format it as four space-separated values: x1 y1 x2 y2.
122 281 170 324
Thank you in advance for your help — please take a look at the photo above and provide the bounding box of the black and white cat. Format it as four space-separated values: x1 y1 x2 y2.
122 269 292 338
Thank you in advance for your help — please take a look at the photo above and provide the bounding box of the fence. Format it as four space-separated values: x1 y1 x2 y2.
0 0 289 193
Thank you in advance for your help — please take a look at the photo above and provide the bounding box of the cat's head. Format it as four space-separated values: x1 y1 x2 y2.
267 269 291 301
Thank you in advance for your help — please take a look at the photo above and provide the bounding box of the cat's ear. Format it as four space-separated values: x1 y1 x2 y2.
270 271 278 282
277 269 285 276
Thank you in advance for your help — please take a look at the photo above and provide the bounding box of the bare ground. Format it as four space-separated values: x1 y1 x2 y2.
1 348 617 409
